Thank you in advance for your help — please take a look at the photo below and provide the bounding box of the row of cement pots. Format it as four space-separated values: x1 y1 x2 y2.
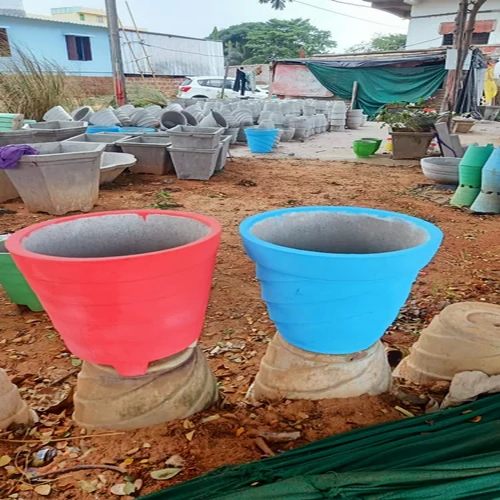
1 205 443 428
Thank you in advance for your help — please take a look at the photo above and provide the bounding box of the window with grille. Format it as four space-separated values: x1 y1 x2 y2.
65 35 92 61
442 32 490 46
0 28 11 57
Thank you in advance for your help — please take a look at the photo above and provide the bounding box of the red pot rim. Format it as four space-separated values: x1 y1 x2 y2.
6 209 222 263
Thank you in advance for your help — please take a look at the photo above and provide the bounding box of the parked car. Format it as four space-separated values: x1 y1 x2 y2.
178 76 268 99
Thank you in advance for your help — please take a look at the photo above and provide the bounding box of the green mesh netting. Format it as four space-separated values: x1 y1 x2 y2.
141 395 500 499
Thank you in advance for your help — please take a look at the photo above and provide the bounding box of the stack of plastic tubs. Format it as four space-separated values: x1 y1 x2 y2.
168 126 224 180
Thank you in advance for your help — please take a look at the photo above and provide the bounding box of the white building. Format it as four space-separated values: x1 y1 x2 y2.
371 0 500 74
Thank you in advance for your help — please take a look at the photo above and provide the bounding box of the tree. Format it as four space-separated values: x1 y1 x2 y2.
347 33 407 53
208 19 336 64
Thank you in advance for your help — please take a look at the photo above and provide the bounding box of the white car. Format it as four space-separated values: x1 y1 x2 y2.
178 76 268 99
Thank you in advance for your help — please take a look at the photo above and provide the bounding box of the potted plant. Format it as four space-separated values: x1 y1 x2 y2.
377 102 439 160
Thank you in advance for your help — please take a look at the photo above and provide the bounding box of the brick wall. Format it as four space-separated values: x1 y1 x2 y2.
66 75 185 98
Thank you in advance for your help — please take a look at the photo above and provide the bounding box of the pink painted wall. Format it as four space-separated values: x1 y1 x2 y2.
272 63 333 98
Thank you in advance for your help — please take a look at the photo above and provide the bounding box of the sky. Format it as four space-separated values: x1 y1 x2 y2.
22 0 408 52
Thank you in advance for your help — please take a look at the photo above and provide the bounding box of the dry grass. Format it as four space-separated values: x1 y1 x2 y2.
0 46 78 121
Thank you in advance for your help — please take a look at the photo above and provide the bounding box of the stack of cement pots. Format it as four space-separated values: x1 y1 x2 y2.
168 126 227 180
330 101 347 131
346 108 364 130
6 210 221 430
240 206 442 401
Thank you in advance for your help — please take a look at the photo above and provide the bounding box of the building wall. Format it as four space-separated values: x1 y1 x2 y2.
405 0 500 51
0 15 112 76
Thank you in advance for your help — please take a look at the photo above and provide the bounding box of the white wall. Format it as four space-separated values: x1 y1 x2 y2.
406 0 500 48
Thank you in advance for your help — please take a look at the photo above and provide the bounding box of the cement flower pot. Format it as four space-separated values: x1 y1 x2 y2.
71 106 94 122
64 133 132 152
168 125 224 149
394 302 500 383
28 121 87 142
0 130 34 146
160 110 187 130
117 135 173 175
420 157 460 185
0 234 43 311
7 210 222 376
43 105 73 122
240 206 442 354
199 111 227 128
99 152 136 185
0 171 19 203
391 130 435 160
89 108 120 127
5 142 105 215
168 144 222 181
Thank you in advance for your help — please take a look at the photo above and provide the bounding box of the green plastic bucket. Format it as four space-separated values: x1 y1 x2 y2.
353 139 378 158
361 138 382 154
0 235 43 311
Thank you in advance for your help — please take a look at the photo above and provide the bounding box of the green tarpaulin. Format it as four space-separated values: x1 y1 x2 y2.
306 62 447 117
142 395 500 499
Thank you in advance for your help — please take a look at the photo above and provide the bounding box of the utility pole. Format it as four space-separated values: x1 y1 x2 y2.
105 0 127 105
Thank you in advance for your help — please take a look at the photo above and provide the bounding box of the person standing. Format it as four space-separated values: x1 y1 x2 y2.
233 66 247 96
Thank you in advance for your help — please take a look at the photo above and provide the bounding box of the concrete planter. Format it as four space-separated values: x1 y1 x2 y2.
99 152 136 185
240 206 442 355
28 121 87 142
391 130 435 160
73 346 217 430
64 132 132 152
479 105 500 121
420 157 460 185
199 111 227 128
117 135 172 175
250 335 391 401
451 118 476 134
168 144 222 180
0 368 36 429
215 135 232 172
394 302 500 383
0 234 43 311
7 210 221 376
160 110 187 130
89 108 120 127
168 125 224 149
5 142 105 215
0 130 34 146
0 172 19 203
71 105 94 122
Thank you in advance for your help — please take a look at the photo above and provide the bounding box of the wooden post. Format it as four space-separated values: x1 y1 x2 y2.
351 81 359 109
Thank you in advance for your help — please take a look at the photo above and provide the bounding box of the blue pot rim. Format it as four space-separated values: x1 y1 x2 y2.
240 206 443 260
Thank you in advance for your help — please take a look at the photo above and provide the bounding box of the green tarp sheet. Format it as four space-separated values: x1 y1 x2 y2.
142 395 500 499
306 62 447 117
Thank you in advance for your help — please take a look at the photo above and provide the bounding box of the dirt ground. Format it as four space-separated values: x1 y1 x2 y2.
0 157 499 499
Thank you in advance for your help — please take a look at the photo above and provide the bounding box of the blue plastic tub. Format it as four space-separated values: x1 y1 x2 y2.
240 206 443 355
245 128 279 154
87 126 157 134
87 126 121 134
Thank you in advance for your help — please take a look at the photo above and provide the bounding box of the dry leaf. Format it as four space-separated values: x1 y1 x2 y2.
142 442 151 448
183 419 195 429
165 454 185 467
150 467 182 480
70 358 82 367
79 480 98 493
34 484 51 496
120 457 134 467
126 447 140 455
185 430 195 442
201 414 220 424
0 455 12 467
235 427 245 437
110 482 135 496
134 479 143 491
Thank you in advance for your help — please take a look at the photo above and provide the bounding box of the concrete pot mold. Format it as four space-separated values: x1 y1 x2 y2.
43 105 73 122
451 144 494 207
6 210 221 376
394 302 500 383
0 234 43 311
99 152 137 185
240 206 442 355
71 105 94 122
5 142 105 215
420 157 460 185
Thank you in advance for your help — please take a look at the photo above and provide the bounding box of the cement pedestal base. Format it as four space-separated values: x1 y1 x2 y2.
249 334 391 401
0 368 36 429
394 302 500 383
73 346 217 430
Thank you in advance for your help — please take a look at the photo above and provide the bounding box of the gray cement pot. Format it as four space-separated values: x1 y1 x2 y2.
43 105 72 122
64 133 133 152
420 157 460 185
215 135 232 172
0 130 35 146
71 106 94 122
28 121 87 141
5 142 105 215
117 135 173 175
100 152 136 185
168 144 222 180
168 125 224 149
0 171 19 203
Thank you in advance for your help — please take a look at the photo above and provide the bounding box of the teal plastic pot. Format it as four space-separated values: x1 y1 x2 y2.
361 138 382 154
353 139 377 158
460 144 494 167
0 235 43 311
